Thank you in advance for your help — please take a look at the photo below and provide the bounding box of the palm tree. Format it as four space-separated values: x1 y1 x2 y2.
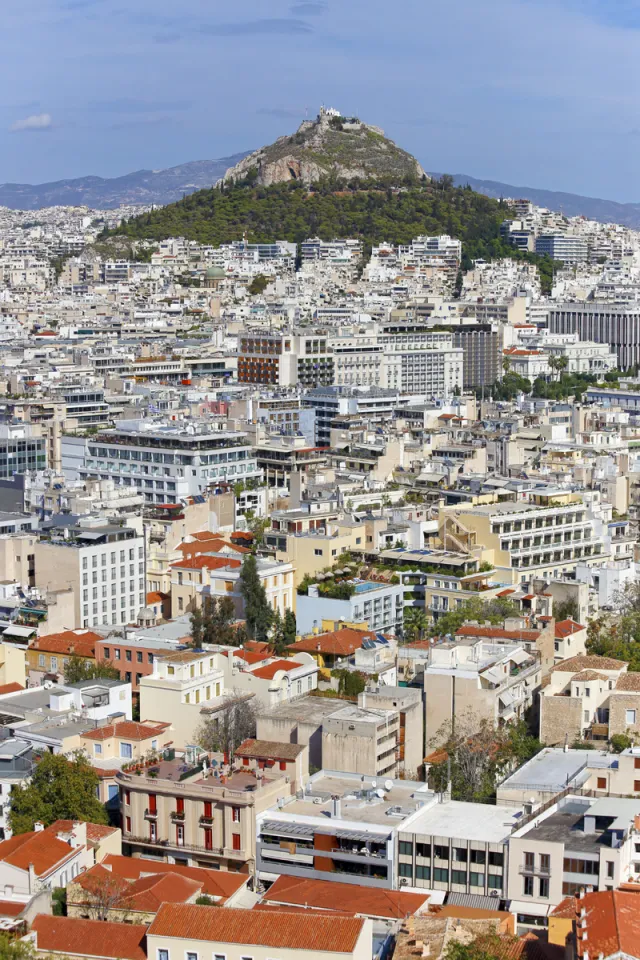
548 354 568 382
403 607 429 643
502 355 512 375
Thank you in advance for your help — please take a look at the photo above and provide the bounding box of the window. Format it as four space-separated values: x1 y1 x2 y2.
125 816 131 833
523 875 534 896
232 833 241 851
157 952 169 960
416 865 430 880
540 854 550 874
120 743 133 759
94 745 102 756
399 841 413 856
214 955 226 960
454 848 468 862
627 709 637 725
50 657 58 671
597 777 607 789
434 844 448 860
635 781 640 792
433 868 449 883
524 851 534 869
607 861 615 878
488 851 503 867
103 648 110 659
539 877 550 898
186 953 198 960
38 655 45 667
114 649 121 660
126 650 132 661
232 807 241 823
488 874 503 889
399 862 413 878
452 869 466 884
469 872 484 887
470 850 486 865
137 651 143 663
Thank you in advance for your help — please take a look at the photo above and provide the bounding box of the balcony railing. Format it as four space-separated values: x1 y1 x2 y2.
519 862 551 877
144 808 157 820
124 833 246 859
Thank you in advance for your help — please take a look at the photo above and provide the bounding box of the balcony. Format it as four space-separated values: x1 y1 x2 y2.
171 810 185 822
144 808 158 820
519 862 551 877
199 815 214 825
124 833 246 859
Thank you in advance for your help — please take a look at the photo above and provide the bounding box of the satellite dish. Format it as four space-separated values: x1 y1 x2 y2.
371 780 377 789
376 788 385 799
384 779 394 792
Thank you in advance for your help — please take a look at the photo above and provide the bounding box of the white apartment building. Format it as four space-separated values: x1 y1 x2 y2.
62 419 260 504
34 517 145 629
535 235 588 263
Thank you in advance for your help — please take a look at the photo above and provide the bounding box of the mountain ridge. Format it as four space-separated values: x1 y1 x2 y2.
429 173 640 228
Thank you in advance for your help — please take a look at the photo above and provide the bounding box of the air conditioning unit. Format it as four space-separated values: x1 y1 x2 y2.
399 878 408 886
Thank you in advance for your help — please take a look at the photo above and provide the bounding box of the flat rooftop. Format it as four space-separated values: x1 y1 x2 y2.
523 803 600 852
499 748 613 793
258 695 349 725
275 771 431 828
403 799 522 844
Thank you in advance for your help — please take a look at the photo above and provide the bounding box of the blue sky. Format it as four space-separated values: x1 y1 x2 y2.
2 0 640 200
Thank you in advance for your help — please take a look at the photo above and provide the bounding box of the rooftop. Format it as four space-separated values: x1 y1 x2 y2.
31 915 147 960
402 798 522 843
262 874 429 919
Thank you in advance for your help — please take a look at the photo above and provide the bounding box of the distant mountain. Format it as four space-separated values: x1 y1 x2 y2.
430 172 640 229
0 154 251 210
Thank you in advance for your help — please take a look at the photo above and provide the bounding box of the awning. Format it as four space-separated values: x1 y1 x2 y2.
499 689 515 707
508 900 550 917
2 625 35 638
446 893 503 910
510 649 531 665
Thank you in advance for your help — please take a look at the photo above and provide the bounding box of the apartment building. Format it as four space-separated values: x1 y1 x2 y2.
237 332 334 387
80 718 173 809
303 386 399 447
452 324 502 388
535 235 588 262
508 794 640 919
321 705 400 778
445 492 603 584
34 517 145 629
0 739 32 839
295 579 405 636
169 553 293 620
396 798 520 898
117 746 294 872
539 653 640 744
62 419 260 504
549 302 640 368
139 650 225 749
257 771 432 889
96 635 184 695
0 423 46 479
423 638 541 746
27 628 100 684
222 647 318 706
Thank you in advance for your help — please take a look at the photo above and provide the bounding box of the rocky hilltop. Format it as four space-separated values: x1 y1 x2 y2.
220 107 427 186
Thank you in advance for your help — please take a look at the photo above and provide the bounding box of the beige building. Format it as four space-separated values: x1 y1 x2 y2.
147 903 372 960
80 719 174 806
146 497 224 595
423 638 541 746
117 748 295 872
539 654 640 745
170 553 293 619
139 650 225 750
0 642 26 688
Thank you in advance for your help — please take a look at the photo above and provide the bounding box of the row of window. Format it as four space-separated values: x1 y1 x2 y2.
398 841 503 866
83 548 142 569
398 862 502 887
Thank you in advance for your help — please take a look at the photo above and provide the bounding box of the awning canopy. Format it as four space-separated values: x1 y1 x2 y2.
508 900 550 917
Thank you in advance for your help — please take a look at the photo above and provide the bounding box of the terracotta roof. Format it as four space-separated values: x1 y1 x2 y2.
0 830 78 876
178 537 251 556
263 875 429 920
615 673 640 691
148 903 365 953
100 855 246 901
549 896 577 919
555 618 585 638
251 659 303 680
30 629 101 658
289 627 375 656
31 915 147 960
235 739 305 761
497 589 516 597
551 655 627 673
571 670 608 682
73 866 201 913
0 683 23 695
573 890 640 960
146 592 165 604
228 649 270 665
46 821 118 844
0 900 26 917
455 625 540 641
170 556 241 571
82 721 169 742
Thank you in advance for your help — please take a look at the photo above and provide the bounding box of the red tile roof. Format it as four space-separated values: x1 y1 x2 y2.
573 890 640 960
72 866 201 913
0 831 78 876
289 628 376 656
0 900 26 917
555 618 585 638
455 625 540 641
170 556 241 571
551 654 627 673
264 875 429 920
0 683 23 695
148 903 365 953
251 659 303 680
146 592 166 604
82 721 170 742
30 629 101 658
101 855 246 901
31 915 147 960
46 821 119 845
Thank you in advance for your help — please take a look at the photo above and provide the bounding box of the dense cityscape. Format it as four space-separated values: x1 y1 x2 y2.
0 103 640 960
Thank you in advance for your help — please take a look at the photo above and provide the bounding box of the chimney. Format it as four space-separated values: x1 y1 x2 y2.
332 795 341 819
28 863 36 894
33 821 44 833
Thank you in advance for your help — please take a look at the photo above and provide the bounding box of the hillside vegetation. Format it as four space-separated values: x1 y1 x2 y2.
105 178 557 285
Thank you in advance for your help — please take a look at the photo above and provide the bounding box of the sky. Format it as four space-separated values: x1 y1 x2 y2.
2 0 640 201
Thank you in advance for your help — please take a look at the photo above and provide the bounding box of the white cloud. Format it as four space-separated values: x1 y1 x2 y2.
10 113 53 133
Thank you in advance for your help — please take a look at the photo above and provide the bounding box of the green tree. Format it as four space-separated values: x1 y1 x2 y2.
63 657 120 685
553 597 579 622
240 554 273 642
196 695 258 760
283 609 297 646
271 609 286 656
548 355 569 381
333 669 367 697
189 606 204 648
0 934 37 960
434 596 520 638
248 274 269 295
404 607 429 642
610 733 633 753
9 753 108 835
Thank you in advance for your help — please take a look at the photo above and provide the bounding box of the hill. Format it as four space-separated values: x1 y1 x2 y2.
220 108 426 187
0 154 250 210
108 178 557 286
430 172 640 229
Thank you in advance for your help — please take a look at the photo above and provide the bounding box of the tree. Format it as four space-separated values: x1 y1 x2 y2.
196 694 259 761
190 606 204 648
195 895 220 906
9 753 108 835
240 554 273 642
445 933 520 960
553 597 579 622
74 872 131 921
610 733 633 753
404 607 429 642
63 657 120 685
0 935 37 960
502 356 512 375
434 596 521 639
200 596 238 646
271 609 287 656
248 274 269 295
283 609 297 647
548 355 569 381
